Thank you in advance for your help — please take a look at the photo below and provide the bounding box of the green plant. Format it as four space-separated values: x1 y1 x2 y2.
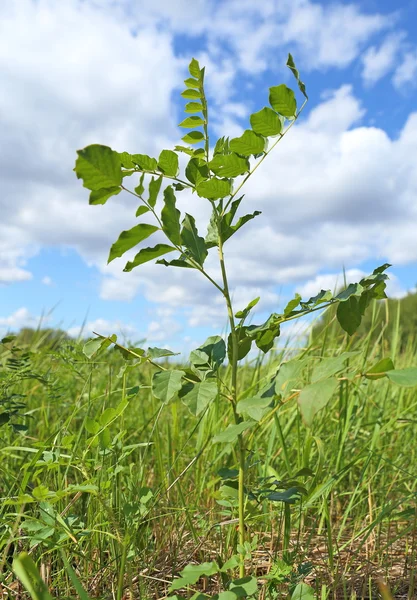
67 54 417 599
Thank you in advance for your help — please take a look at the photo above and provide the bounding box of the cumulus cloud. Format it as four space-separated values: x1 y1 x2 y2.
393 49 417 89
0 308 44 333
361 33 405 85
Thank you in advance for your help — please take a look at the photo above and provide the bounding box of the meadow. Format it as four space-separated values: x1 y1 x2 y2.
1 303 416 599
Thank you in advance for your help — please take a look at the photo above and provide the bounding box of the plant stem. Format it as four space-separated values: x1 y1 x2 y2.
217 215 246 578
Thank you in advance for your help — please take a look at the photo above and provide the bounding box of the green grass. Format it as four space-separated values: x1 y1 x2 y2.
1 310 416 599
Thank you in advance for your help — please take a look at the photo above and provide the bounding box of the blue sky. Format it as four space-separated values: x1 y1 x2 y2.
1 0 417 352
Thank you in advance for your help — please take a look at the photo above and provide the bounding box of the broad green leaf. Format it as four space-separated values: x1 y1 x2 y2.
108 224 159 263
218 592 237 600
365 357 395 380
147 347 179 359
386 368 417 387
124 244 176 271
83 334 117 359
181 381 218 415
75 144 122 190
250 107 282 137
230 577 258 597
181 214 208 266
175 145 195 156
184 77 199 89
235 296 260 320
229 130 265 156
181 89 202 100
182 130 205 144
236 396 272 421
301 289 333 309
213 420 255 444
169 562 218 592
275 358 307 396
161 186 181 245
214 136 230 155
189 58 202 79
336 283 363 301
158 150 179 177
208 153 250 178
254 323 280 353
298 378 339 426
13 552 54 600
291 583 315 600
286 53 308 99
99 407 117 427
196 335 226 370
89 186 121 205
135 173 145 196
152 369 185 403
118 151 135 168
157 258 194 268
136 205 150 217
311 353 356 382
185 102 203 113
196 177 231 199
148 175 163 208
284 293 301 316
179 116 205 128
267 487 304 504
337 296 362 335
269 84 297 118
186 157 209 185
131 154 158 172
85 417 100 435
227 328 252 362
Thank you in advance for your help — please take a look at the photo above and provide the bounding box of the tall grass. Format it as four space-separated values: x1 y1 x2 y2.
1 310 416 599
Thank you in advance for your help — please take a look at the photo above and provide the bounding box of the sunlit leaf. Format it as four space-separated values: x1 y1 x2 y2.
108 224 159 263
182 130 205 144
286 53 308 99
196 177 231 199
365 357 395 380
131 154 158 172
161 186 181 245
213 421 255 444
89 186 121 205
250 107 282 137
181 381 218 416
185 102 204 113
208 153 250 178
124 244 176 271
181 214 208 266
152 369 185 404
148 175 163 208
298 378 339 426
179 116 205 128
386 367 417 387
75 144 122 190
269 84 297 118
181 89 202 100
158 150 179 177
229 130 265 156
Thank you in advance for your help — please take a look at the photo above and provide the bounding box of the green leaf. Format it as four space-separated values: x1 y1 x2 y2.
108 224 159 263
136 205 150 217
235 297 260 320
386 368 417 387
124 244 176 271
184 77 200 89
179 116 205 128
365 357 395 380
152 369 185 404
169 562 218 592
147 347 179 359
75 144 122 190
13 552 54 600
213 421 255 444
182 130 205 144
197 335 226 370
291 583 315 600
99 407 117 427
135 173 145 196
298 378 339 427
60 550 91 600
131 154 158 171
161 186 181 245
181 214 208 266
336 282 363 301
189 58 202 79
311 353 356 382
286 53 308 99
196 178 231 199
250 107 282 137
118 151 135 169
85 417 100 435
148 175 163 208
83 334 117 359
157 258 194 268
185 102 204 113
186 157 209 185
337 296 362 335
227 328 252 362
181 89 202 100
267 488 304 504
208 153 250 178
181 381 218 416
275 358 307 396
89 186 121 205
236 396 272 421
284 293 301 316
158 150 179 177
269 84 297 118
230 576 258 597
229 130 265 156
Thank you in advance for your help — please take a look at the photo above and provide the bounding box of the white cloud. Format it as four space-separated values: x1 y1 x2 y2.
42 276 53 286
0 308 43 333
361 33 405 85
393 49 417 89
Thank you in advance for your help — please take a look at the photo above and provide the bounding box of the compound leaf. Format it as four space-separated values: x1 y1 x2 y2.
108 223 159 263
124 244 176 271
75 144 122 190
269 84 297 118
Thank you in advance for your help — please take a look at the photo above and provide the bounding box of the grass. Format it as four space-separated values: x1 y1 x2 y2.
0 306 416 599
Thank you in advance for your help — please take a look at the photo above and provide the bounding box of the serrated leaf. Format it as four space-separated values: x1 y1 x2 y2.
185 102 204 113
182 130 205 144
208 153 250 178
152 369 185 404
269 84 297 118
386 367 417 387
286 53 308 99
131 154 158 172
161 186 181 245
181 214 207 266
181 381 218 416
179 116 205 128
365 357 395 379
75 144 122 190
196 178 231 199
124 244 176 271
213 421 255 444
181 89 202 100
108 224 159 263
250 107 282 137
229 130 265 156
158 150 179 177
298 378 339 427
189 58 202 79
89 186 121 205
337 296 362 335
148 175 163 208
